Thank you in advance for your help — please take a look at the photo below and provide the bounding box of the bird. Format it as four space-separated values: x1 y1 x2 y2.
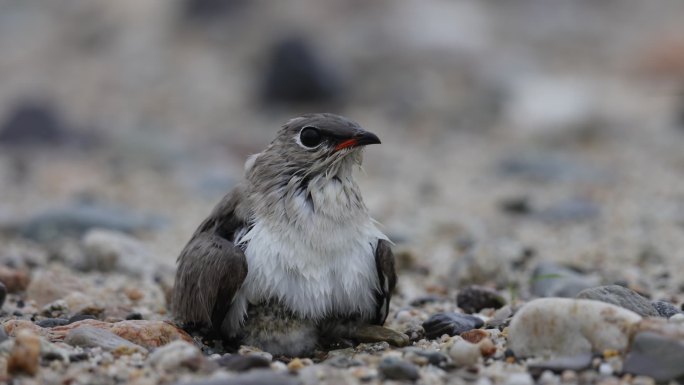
171 113 407 356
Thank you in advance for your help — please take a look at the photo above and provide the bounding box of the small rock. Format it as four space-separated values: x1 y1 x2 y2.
527 353 593 376
50 319 193 349
576 285 658 317
177 369 301 385
378 357 420 381
623 331 684 382
64 327 147 354
287 358 307 372
531 262 599 298
652 301 681 318
0 282 6 309
36 318 69 328
403 348 448 367
216 354 272 372
81 229 157 277
68 314 97 324
460 329 489 344
261 36 342 106
0 101 68 146
508 298 642 357
0 266 30 293
448 338 481 367
149 340 209 372
479 338 496 357
456 286 506 314
498 153 599 183
0 326 8 343
26 267 86 307
504 372 534 385
8 329 41 376
534 198 600 223
422 312 484 339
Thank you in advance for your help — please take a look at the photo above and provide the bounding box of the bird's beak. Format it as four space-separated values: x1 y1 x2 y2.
334 131 381 151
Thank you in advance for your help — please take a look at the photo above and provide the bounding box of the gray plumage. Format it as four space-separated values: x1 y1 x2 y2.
171 113 398 356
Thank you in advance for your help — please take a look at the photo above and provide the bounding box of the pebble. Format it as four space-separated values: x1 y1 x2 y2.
623 331 684 382
652 301 680 318
26 267 86 307
403 348 448 367
149 340 211 372
448 338 482 367
0 282 5 309
533 198 600 223
456 286 506 314
378 357 420 381
51 319 193 349
0 101 69 146
527 353 593 376
8 329 41 376
0 265 30 293
64 326 147 354
422 312 484 339
81 229 157 277
461 329 489 344
504 372 534 385
531 262 600 298
178 369 301 385
507 298 642 357
576 285 659 317
36 318 70 328
216 354 272 372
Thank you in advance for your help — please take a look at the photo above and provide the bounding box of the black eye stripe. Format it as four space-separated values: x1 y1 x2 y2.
300 126 322 148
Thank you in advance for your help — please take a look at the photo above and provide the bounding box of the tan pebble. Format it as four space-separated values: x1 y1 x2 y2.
3 320 46 337
0 266 30 293
125 288 144 301
478 338 496 357
8 330 41 376
287 358 305 372
461 329 488 344
560 370 577 382
602 349 619 359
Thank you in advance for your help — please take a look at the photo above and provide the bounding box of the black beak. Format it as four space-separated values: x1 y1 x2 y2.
335 131 381 151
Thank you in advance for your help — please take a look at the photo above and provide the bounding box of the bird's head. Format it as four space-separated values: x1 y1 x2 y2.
246 113 381 183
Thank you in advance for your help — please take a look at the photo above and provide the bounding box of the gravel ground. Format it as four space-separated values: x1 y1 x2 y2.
2 1 684 384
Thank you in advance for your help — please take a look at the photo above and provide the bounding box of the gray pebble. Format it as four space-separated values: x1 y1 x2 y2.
36 318 69 328
422 312 484 339
531 262 599 298
527 353 593 376
324 355 363 368
576 285 658 317
174 369 301 385
623 331 684 382
456 285 506 314
215 354 271 372
652 301 681 318
64 326 147 353
0 282 5 309
379 357 420 381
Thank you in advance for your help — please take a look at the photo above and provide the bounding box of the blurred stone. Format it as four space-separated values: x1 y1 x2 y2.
456 285 506 314
422 312 484 339
498 153 601 183
65 326 147 354
499 196 532 215
18 203 164 242
460 329 489 344
50 319 193 349
261 36 342 106
531 262 600 298
27 267 86 307
0 266 30 293
216 354 272 372
177 369 300 385
0 282 5 309
36 318 69 328
0 101 67 146
8 329 41 376
182 0 246 21
623 331 684 382
527 353 593 376
448 338 481 367
150 340 211 372
81 229 156 277
378 357 420 381
576 285 658 317
534 198 600 223
508 298 642 357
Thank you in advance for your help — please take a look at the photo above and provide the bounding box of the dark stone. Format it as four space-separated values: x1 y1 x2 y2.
456 286 506 314
15 299 24 308
498 153 602 183
68 314 97 324
176 369 300 385
499 196 532 215
534 198 600 223
422 312 484 340
0 282 5 309
125 312 143 320
623 331 684 382
405 348 448 366
652 301 681 318
528 353 593 377
36 318 69 328
0 326 8 344
261 36 342 106
69 352 89 362
379 357 420 381
409 295 448 307
0 101 66 146
13 311 22 316
215 354 272 372
42 351 65 362
576 285 658 317
531 262 598 298
324 355 363 368
182 0 246 20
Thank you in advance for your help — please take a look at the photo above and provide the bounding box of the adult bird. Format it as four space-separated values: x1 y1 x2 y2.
171 113 405 356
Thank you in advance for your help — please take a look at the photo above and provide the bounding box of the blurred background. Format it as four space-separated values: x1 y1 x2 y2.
2 0 684 301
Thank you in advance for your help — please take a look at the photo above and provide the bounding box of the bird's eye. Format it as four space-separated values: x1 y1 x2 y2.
300 126 322 148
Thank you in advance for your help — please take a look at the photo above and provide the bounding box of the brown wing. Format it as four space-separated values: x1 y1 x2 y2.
171 187 249 335
373 239 397 325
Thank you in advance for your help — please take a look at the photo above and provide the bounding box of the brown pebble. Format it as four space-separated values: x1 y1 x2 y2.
478 338 496 357
461 329 489 344
49 319 193 348
0 266 30 293
125 288 144 301
287 358 305 372
8 330 41 376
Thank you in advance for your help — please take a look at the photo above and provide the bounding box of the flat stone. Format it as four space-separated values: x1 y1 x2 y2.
8 329 41 376
422 312 484 339
378 357 420 381
623 331 684 382
508 298 642 357
576 285 658 317
64 326 147 354
150 340 211 372
0 266 30 293
652 301 681 318
456 285 506 314
174 369 301 385
528 353 593 376
216 354 272 372
36 318 69 328
531 262 599 298
50 319 193 349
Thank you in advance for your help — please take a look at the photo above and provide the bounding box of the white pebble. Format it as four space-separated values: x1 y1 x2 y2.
598 362 613 375
504 372 534 385
448 338 481 366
